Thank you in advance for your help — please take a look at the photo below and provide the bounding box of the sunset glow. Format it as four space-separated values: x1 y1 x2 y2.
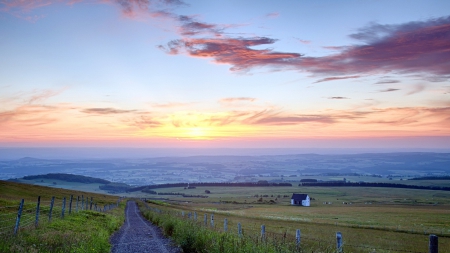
1 0 449 149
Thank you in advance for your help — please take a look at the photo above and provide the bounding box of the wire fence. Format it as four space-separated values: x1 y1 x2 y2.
0 195 124 236
140 199 442 253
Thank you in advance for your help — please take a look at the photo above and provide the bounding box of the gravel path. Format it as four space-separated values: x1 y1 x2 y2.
110 201 181 253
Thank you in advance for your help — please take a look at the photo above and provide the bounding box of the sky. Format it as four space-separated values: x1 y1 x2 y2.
1 0 450 150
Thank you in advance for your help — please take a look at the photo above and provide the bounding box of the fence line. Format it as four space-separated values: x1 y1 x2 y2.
0 196 125 236
139 199 440 253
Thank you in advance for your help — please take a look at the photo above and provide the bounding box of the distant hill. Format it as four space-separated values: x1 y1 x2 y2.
18 173 132 193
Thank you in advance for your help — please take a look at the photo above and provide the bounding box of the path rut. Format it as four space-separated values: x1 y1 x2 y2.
110 201 181 253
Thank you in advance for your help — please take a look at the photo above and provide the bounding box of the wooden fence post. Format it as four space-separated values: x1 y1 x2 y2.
194 212 197 221
224 218 228 232
336 231 343 253
81 195 84 210
296 229 301 247
69 195 73 214
238 223 242 237
204 214 207 226
35 196 41 228
211 214 214 228
76 196 79 212
182 211 185 217
48 196 55 222
90 197 93 210
14 199 24 235
261 225 266 242
61 197 66 218
429 234 438 253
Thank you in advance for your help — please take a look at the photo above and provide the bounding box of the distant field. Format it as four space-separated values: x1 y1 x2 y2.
142 185 450 252
141 185 450 233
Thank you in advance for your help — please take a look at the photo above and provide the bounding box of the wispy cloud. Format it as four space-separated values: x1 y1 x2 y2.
27 88 66 104
296 39 311 44
265 12 279 18
249 115 336 125
378 88 400 93
322 46 348 50
375 79 400 84
150 102 194 108
219 97 256 103
0 105 62 126
406 84 425 95
81 107 136 114
313 75 360 84
131 115 162 128
328 97 349 100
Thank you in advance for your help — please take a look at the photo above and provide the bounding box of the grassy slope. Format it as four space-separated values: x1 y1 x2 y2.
0 180 118 204
0 180 125 253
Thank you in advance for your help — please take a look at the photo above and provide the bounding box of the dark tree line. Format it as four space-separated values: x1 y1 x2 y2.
99 182 131 192
409 176 450 180
23 173 110 184
300 181 450 191
300 179 318 182
128 182 292 192
141 189 208 198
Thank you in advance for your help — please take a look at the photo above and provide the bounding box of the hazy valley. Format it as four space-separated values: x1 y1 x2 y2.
2 152 450 187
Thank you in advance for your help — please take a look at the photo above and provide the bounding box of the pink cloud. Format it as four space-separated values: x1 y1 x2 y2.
160 37 302 71
303 17 450 76
1 0 185 18
161 16 450 81
313 75 360 84
177 15 222 36
3 1 449 82
1 0 56 12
